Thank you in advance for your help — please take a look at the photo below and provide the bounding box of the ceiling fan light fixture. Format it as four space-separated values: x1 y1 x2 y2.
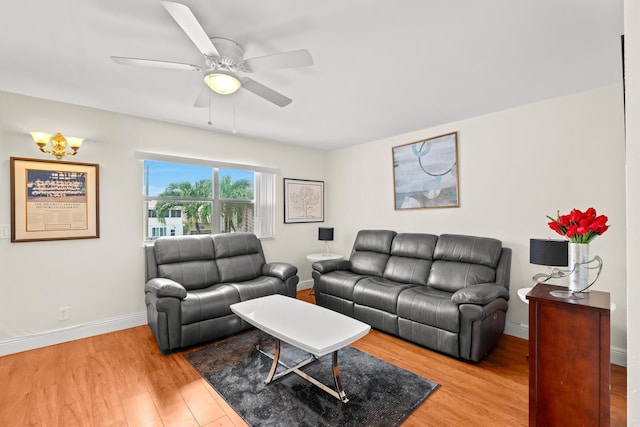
204 70 241 95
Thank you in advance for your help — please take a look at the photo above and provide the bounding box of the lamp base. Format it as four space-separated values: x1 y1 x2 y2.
549 290 585 299
322 241 330 256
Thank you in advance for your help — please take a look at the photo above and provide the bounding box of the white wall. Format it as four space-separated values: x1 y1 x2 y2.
0 91 327 345
0 83 631 363
625 0 640 421
326 84 627 351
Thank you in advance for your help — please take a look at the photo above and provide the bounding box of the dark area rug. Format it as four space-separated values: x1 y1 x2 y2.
184 330 439 426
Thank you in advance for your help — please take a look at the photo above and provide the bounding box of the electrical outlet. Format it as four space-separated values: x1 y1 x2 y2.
0 225 9 239
58 307 70 321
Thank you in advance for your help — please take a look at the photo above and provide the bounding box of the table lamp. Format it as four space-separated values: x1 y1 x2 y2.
319 227 334 255
530 238 568 267
530 238 586 299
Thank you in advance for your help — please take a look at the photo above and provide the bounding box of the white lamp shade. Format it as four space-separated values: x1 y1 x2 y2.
29 131 52 145
67 136 84 149
204 71 241 95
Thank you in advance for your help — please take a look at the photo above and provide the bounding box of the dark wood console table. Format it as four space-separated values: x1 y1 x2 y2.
527 283 610 426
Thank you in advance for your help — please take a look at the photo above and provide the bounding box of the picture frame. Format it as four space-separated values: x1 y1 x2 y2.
283 178 324 223
392 132 459 210
10 157 100 242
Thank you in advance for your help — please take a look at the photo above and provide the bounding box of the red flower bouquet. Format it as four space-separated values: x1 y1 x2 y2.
547 207 609 244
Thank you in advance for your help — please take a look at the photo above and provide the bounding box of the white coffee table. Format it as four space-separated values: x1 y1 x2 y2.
230 294 370 403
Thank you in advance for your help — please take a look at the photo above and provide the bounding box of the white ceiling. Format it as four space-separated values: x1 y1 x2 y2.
0 0 624 150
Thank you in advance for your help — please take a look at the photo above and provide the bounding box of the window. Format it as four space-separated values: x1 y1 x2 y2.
141 156 276 241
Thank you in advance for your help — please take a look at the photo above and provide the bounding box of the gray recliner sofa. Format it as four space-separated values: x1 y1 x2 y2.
144 232 299 353
312 230 511 362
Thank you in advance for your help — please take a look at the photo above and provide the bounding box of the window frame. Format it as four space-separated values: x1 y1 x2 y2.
137 152 278 240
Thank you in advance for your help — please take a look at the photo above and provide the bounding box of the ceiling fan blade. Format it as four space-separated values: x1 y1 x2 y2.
160 1 219 57
241 78 292 107
193 86 210 108
111 56 202 71
243 49 314 73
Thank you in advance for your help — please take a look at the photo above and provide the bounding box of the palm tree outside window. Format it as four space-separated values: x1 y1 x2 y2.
143 160 265 240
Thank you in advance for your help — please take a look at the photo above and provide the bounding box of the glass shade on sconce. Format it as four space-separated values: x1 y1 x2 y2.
204 70 241 94
529 239 568 267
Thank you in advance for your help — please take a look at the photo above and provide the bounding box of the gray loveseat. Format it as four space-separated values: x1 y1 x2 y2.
144 232 299 353
312 230 511 362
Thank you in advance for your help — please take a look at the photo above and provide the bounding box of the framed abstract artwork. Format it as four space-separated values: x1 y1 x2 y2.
10 157 100 242
283 178 324 223
392 132 459 210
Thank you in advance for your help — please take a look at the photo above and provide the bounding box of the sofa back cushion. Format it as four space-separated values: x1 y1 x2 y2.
213 232 265 283
349 230 396 277
383 233 438 285
428 234 503 293
154 235 219 291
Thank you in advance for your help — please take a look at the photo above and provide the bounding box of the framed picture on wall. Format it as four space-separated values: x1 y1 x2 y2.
283 178 324 223
392 132 459 210
10 157 100 242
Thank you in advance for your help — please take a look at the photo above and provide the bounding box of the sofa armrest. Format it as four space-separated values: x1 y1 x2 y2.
263 262 298 281
145 278 187 299
451 283 509 305
312 259 351 274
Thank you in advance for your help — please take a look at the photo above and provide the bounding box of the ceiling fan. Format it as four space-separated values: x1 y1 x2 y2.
111 1 313 107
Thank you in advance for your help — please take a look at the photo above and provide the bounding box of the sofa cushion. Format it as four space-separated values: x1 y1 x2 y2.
180 284 240 325
157 260 220 291
427 261 497 293
154 235 219 290
315 270 366 301
229 276 290 301
350 230 396 276
428 234 501 293
397 286 460 333
390 233 438 259
155 234 215 264
213 232 262 258
353 277 411 314
213 233 265 282
383 233 437 285
433 234 503 268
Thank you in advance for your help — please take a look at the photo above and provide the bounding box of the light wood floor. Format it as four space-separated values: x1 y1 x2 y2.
0 291 627 426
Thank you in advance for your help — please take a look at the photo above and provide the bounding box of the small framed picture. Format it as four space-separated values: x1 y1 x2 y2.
11 157 100 242
392 132 459 209
283 178 324 223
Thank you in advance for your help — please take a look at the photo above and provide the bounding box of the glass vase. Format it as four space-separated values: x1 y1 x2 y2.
569 242 590 293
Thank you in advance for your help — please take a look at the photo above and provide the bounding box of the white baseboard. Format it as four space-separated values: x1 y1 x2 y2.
0 313 628 368
0 312 147 356
504 321 627 367
298 279 313 290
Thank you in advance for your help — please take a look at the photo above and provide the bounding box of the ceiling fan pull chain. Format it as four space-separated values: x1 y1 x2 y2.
208 90 213 126
232 102 237 134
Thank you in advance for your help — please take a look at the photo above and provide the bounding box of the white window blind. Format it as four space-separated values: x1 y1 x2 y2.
254 172 276 238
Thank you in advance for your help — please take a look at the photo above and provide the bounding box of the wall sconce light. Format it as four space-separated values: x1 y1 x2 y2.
29 131 84 160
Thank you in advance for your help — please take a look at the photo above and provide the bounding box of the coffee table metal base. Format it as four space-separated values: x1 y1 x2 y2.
256 337 349 403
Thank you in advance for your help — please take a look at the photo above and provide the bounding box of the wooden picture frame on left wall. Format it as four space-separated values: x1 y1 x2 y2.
10 157 100 242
